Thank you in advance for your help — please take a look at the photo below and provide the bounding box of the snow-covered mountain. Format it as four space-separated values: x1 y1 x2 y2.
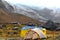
0 0 41 24
12 4 60 22
3 0 60 23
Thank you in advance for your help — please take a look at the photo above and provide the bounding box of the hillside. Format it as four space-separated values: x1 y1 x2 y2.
0 9 15 23
1 0 60 23
0 8 42 25
8 13 43 25
0 0 43 25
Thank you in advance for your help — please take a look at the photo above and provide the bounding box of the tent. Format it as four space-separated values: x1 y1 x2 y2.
24 28 47 40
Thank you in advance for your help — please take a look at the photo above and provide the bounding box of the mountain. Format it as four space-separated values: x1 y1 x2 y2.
1 0 60 23
11 4 60 23
0 0 60 30
0 0 15 23
0 0 42 25
12 4 48 22
0 9 16 23
1 0 54 22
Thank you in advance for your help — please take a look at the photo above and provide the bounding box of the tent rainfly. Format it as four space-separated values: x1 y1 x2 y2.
24 28 47 40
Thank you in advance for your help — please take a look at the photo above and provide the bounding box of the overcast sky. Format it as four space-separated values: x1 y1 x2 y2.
5 0 60 8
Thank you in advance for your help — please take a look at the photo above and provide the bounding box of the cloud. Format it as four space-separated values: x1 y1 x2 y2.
5 0 60 8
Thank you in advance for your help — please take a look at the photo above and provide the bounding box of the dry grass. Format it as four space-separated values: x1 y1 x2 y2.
42 30 60 40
